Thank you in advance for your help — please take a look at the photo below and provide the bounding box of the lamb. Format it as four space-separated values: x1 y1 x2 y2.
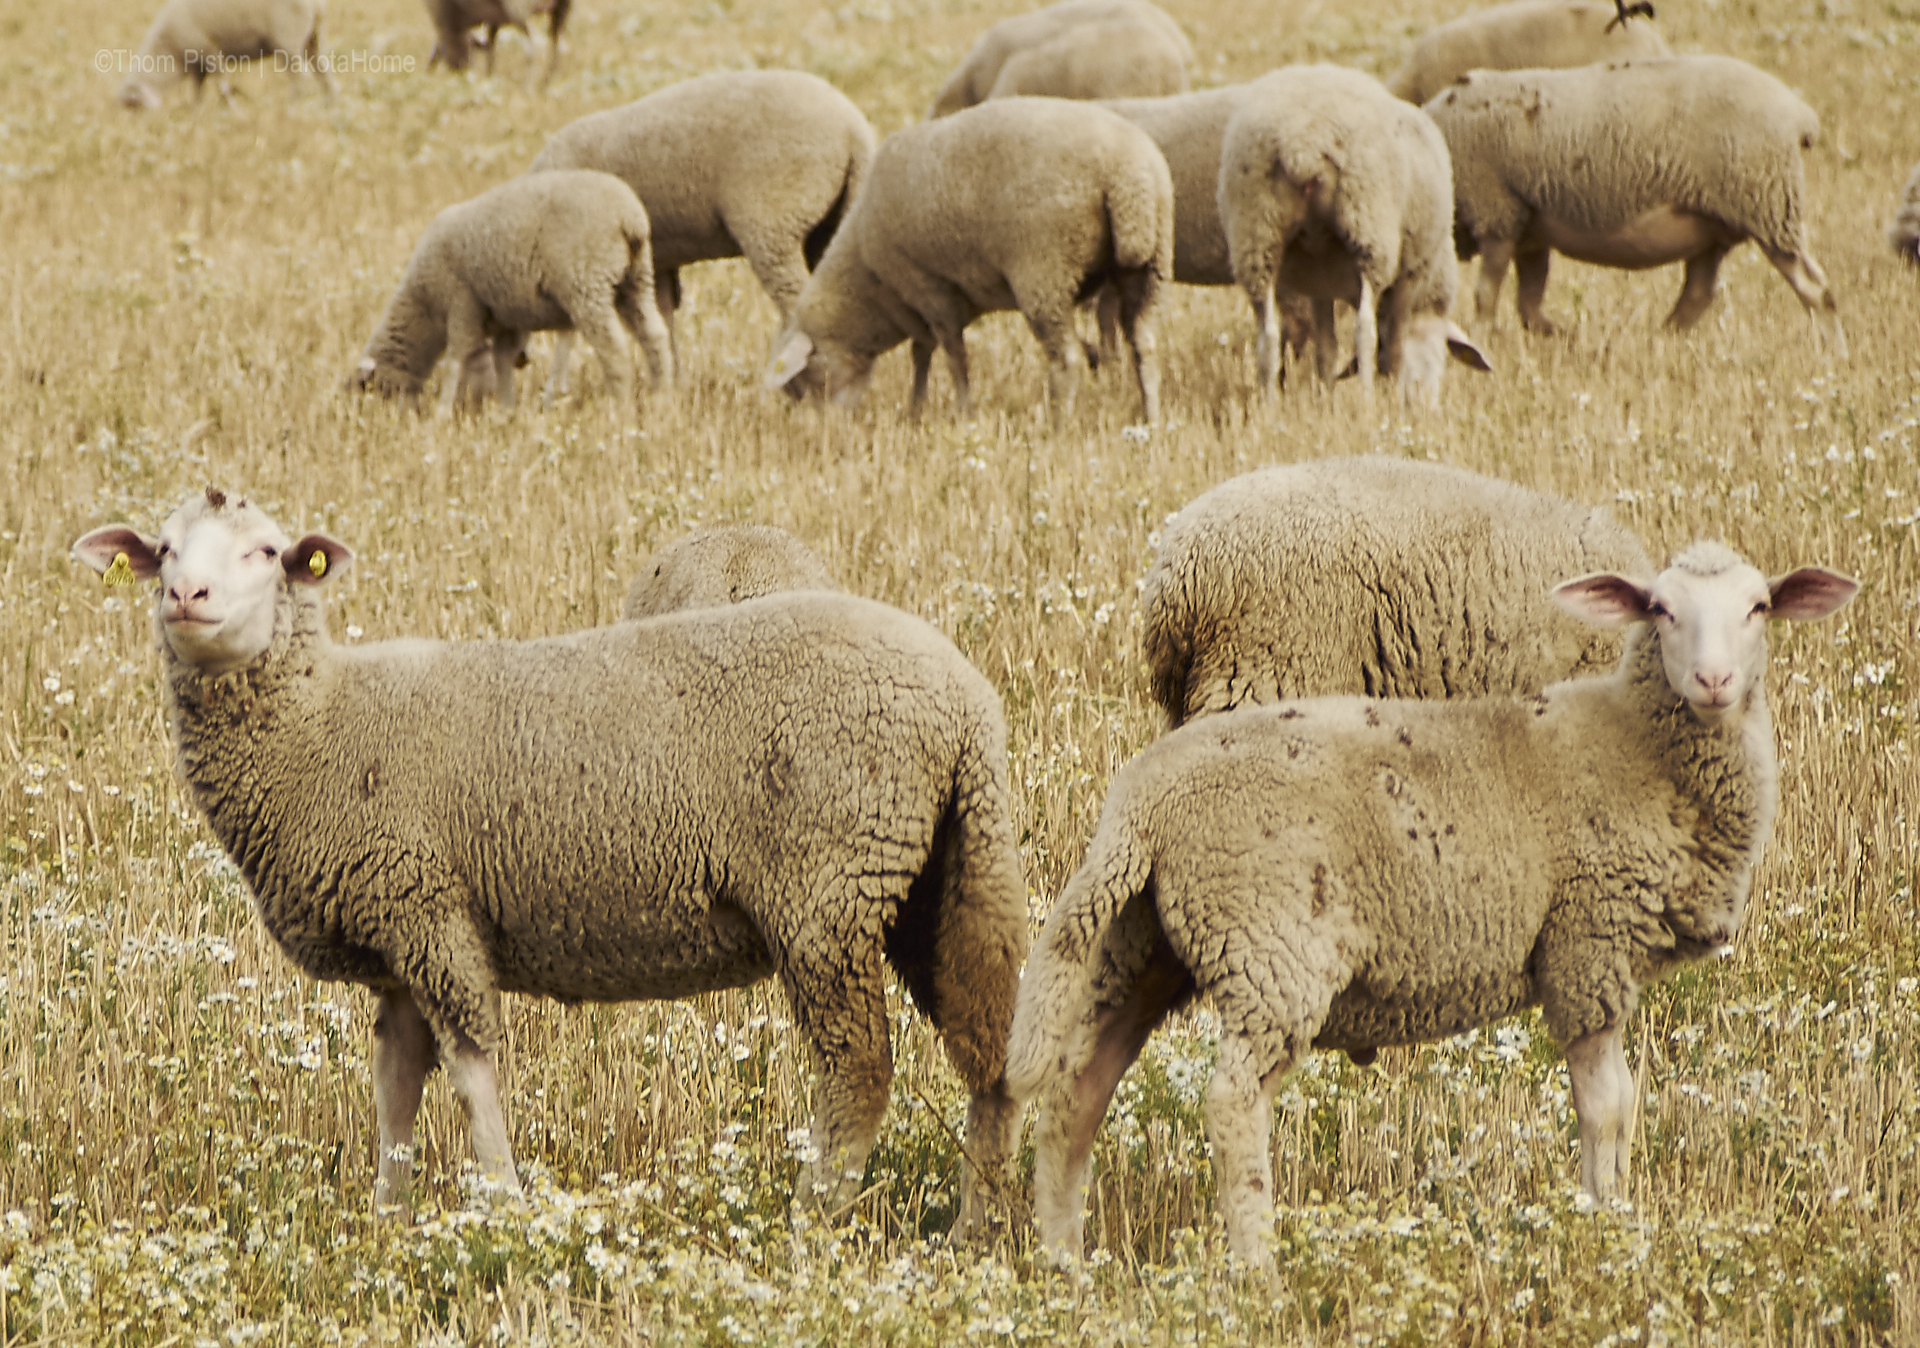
764 97 1173 426
1142 457 1655 728
1219 65 1489 403
1384 0 1669 107
984 16 1189 103
1006 541 1856 1267
621 524 838 620
116 0 332 108
528 71 877 347
346 170 672 416
71 488 1029 1231
1891 160 1920 266
425 0 569 85
928 0 1192 118
1424 57 1847 355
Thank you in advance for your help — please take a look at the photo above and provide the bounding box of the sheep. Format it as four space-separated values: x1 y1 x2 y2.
116 0 332 108
425 0 569 85
621 524 838 620
764 97 1173 427
1219 65 1490 403
71 488 1029 1231
1424 57 1847 355
984 16 1190 104
528 71 878 350
1006 540 1857 1267
929 0 1192 118
1891 160 1920 266
1384 0 1669 107
1141 457 1656 729
346 170 672 416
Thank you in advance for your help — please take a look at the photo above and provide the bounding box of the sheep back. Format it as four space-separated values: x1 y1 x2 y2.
985 17 1190 103
1386 0 1670 106
929 0 1192 117
1424 56 1822 259
1140 457 1654 725
621 524 838 619
1102 85 1248 284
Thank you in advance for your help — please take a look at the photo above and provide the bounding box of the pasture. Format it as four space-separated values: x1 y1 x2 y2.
0 0 1916 1337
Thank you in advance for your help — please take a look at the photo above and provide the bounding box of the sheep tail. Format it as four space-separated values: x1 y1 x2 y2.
1104 168 1166 275
1004 804 1153 1102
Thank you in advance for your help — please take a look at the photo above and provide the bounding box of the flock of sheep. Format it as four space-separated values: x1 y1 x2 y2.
85 0 1900 1272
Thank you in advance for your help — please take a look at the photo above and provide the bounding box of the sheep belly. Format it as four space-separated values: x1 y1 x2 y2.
1531 205 1732 269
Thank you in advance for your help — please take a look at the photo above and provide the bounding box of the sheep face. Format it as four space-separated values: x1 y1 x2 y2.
764 330 873 409
72 490 353 675
346 356 424 400
117 78 163 110
1553 545 1856 725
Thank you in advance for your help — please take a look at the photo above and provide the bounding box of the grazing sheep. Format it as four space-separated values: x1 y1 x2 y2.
1425 57 1846 355
984 16 1189 103
72 489 1029 1231
347 170 672 416
1220 65 1489 402
930 0 1192 118
1891 160 1920 266
425 0 569 85
1141 457 1655 728
117 0 332 108
1384 0 1669 107
1007 541 1857 1267
622 524 838 620
765 97 1173 426
529 71 877 346
1101 87 1247 287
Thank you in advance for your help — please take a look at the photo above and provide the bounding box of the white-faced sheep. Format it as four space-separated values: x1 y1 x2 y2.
425 0 568 84
929 0 1192 118
765 97 1173 426
1141 457 1655 728
1424 56 1846 355
1007 541 1856 1267
72 488 1029 1230
347 170 672 415
529 71 877 347
1384 0 1669 107
117 0 332 108
1220 65 1489 403
984 16 1189 104
622 524 838 620
1891 160 1920 266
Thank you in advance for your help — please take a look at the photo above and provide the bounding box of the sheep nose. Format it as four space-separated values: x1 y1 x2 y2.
1694 670 1733 695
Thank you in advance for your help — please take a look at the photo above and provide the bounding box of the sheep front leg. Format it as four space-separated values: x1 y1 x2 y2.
443 291 492 414
542 332 574 409
783 948 892 1218
1248 278 1283 398
1026 310 1082 429
1666 243 1728 331
1475 237 1516 325
1566 1023 1635 1202
1515 247 1557 334
372 988 434 1217
1205 1034 1289 1270
491 333 524 411
570 301 636 412
908 339 934 418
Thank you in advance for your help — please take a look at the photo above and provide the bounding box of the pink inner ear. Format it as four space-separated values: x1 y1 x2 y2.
1551 573 1650 626
73 526 161 579
284 533 355 585
1770 567 1859 622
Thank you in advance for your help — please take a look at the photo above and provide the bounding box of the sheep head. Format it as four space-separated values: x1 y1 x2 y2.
1552 542 1856 726
73 489 353 675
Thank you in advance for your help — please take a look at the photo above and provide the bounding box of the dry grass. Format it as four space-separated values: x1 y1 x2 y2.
1 0 1918 1338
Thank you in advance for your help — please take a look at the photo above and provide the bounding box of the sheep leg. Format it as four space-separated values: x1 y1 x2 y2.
1095 284 1123 374
444 291 491 414
1760 244 1847 361
1309 297 1337 385
1515 248 1557 335
490 333 523 411
937 330 973 418
371 988 434 1217
615 275 675 392
909 339 934 417
570 301 636 412
483 24 500 77
655 268 681 370
736 240 811 325
1665 244 1729 331
1354 277 1377 403
1566 1023 1635 1203
1114 267 1161 424
542 333 574 409
1032 941 1189 1257
1475 237 1516 325
443 1028 525 1199
784 950 893 1217
1248 278 1282 399
1026 310 1082 429
1206 1034 1289 1270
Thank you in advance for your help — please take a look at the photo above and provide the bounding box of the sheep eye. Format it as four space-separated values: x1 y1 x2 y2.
1647 601 1669 620
1751 601 1771 618
260 546 278 560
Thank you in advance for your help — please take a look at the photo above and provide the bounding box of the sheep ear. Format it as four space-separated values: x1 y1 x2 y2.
1445 324 1492 372
1768 567 1858 622
284 533 354 586
1551 572 1651 626
72 525 162 579
765 332 814 389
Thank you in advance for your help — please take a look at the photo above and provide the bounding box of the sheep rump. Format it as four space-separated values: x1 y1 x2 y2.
984 16 1190 104
1141 457 1655 726
622 524 838 619
929 0 1192 118
1385 0 1670 106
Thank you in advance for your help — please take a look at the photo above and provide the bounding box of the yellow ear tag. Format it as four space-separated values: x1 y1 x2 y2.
103 552 136 587
309 549 328 579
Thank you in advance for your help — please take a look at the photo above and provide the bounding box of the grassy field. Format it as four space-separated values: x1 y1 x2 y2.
2 0 1918 1337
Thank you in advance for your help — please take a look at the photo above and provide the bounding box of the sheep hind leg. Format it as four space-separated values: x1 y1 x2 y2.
570 301 635 413
1475 237 1516 326
1761 244 1847 361
1205 1033 1292 1271
1666 243 1729 331
784 947 893 1219
542 333 574 409
442 1018 525 1201
1566 1022 1635 1203
615 274 674 391
372 988 435 1217
1113 268 1160 424
1515 248 1557 335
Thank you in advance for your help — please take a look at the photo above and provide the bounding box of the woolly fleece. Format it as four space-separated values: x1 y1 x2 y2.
622 524 838 619
928 0 1191 118
1385 0 1669 106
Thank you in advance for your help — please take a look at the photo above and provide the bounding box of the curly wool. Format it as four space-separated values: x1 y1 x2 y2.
984 16 1189 103
1141 457 1654 726
929 0 1191 117
1385 0 1669 106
